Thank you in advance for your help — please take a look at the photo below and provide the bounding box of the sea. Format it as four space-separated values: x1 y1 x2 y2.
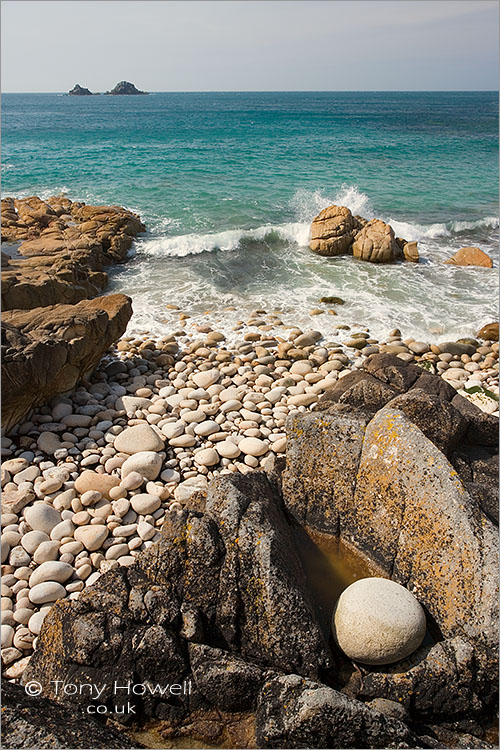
1 91 498 343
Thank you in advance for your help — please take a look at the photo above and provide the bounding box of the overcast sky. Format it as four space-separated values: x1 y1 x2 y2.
1 0 498 92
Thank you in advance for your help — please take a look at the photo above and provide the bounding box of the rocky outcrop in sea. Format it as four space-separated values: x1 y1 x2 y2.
105 81 148 95
309 204 494 267
68 84 93 96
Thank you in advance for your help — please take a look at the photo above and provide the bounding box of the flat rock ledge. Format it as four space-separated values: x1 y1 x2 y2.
1 196 141 429
18 357 498 749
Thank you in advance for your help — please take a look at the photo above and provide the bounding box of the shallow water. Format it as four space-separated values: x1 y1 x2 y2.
292 525 385 636
2 91 498 341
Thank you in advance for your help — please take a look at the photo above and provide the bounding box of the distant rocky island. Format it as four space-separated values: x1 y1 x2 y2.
68 81 148 96
68 84 93 96
105 80 147 95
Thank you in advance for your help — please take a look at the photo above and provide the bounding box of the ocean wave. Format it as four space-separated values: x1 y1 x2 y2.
138 221 310 257
290 185 498 241
139 211 498 260
385 218 450 240
450 216 499 232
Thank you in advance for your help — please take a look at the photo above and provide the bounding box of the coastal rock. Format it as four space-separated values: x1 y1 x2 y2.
2 294 132 431
74 525 109 551
359 637 488 721
315 370 398 412
204 473 331 678
2 681 136 749
283 355 497 678
105 81 148 95
385 388 467 456
189 643 263 711
68 84 93 96
351 218 403 263
445 246 493 268
282 407 371 533
255 673 420 749
2 198 144 309
477 322 499 341
403 241 419 262
332 577 427 665
351 407 498 653
24 472 330 716
1 487 35 515
29 581 66 604
29 561 74 587
130 493 161 515
238 437 269 456
451 393 499 446
25 502 61 534
309 205 361 256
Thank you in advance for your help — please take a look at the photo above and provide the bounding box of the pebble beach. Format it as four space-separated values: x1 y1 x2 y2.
1 307 499 680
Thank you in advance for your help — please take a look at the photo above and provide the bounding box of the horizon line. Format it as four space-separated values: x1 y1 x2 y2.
2 88 499 95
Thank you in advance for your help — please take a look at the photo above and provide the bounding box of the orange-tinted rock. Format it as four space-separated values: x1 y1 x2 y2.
1 294 132 430
1 197 144 311
309 205 361 257
352 219 403 263
403 241 419 263
445 246 493 268
477 322 499 341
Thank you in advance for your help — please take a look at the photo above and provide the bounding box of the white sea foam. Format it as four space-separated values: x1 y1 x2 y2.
385 219 450 241
290 184 374 222
139 221 311 257
450 216 499 232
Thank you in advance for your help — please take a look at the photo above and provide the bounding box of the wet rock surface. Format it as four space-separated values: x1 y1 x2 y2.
309 204 413 264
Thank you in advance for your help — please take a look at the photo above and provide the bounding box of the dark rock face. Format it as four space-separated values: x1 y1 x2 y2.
106 81 148 95
451 393 499 446
68 83 93 95
359 637 488 722
316 369 398 412
255 673 422 748
189 643 263 711
23 473 331 720
2 680 137 749
385 388 467 456
206 473 331 678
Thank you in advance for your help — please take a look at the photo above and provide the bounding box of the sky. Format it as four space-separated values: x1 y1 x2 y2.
1 0 498 92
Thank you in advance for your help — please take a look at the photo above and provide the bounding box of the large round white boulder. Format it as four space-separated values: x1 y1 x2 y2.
332 577 426 665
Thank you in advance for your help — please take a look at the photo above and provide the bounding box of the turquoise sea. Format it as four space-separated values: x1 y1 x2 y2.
2 91 498 341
